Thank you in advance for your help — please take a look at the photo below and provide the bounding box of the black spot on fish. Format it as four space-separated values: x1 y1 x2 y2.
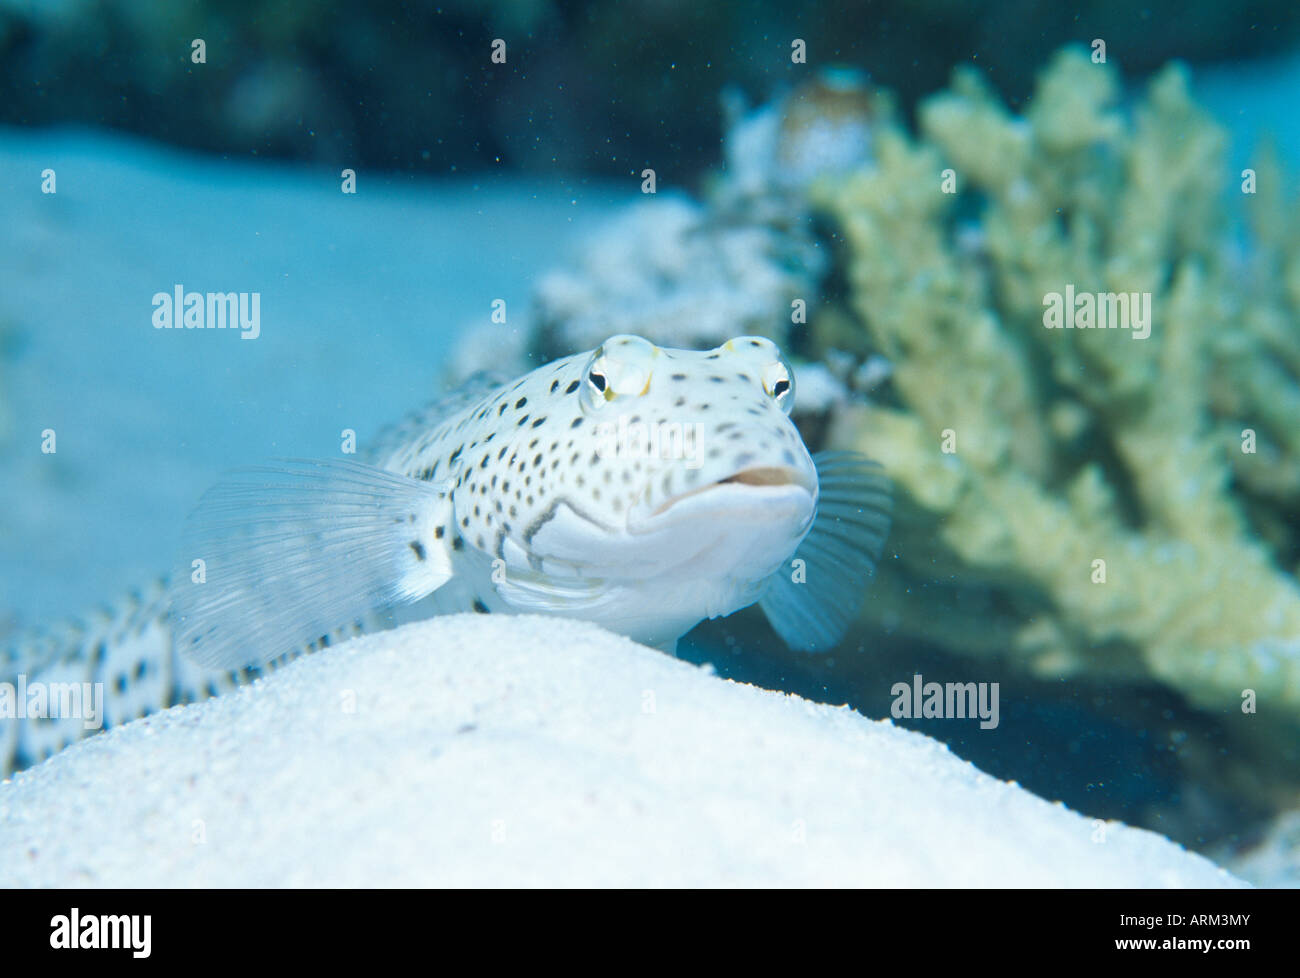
550 380 559 393
671 373 687 381
452 536 465 551
473 599 490 613
516 397 527 409
517 415 530 426
498 403 507 416
565 380 580 394
434 525 445 539
571 417 583 429
410 541 426 561
532 417 546 428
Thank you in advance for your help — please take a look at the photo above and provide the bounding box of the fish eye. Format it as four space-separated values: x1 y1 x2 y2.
580 351 613 412
762 361 795 415
580 336 657 413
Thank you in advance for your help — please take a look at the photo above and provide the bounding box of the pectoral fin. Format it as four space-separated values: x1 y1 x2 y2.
170 459 455 669
759 451 892 652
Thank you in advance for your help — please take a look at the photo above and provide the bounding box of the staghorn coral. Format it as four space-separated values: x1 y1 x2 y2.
809 47 1300 721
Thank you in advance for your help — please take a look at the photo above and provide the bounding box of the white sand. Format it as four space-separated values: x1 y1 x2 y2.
0 614 1244 887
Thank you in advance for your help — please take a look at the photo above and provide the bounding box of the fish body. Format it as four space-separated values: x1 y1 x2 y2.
5 334 890 774
371 334 822 650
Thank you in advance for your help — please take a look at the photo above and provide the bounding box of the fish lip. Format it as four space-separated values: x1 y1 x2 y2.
645 465 816 519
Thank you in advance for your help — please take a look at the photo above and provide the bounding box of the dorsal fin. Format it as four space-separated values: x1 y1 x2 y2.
366 371 511 464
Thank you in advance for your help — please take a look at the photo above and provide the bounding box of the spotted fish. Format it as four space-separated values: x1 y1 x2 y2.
172 333 891 664
3 334 889 773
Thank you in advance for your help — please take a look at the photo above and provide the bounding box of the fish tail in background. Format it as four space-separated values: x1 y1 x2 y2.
0 578 366 778
1 580 202 776
170 458 455 671
759 451 893 652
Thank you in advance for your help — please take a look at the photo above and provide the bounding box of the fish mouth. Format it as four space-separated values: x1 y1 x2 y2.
717 466 808 488
648 465 816 518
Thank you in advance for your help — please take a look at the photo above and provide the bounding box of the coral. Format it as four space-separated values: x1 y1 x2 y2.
532 196 823 358
809 47 1300 718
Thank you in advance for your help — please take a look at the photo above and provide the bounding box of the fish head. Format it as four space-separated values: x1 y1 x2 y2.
509 334 818 592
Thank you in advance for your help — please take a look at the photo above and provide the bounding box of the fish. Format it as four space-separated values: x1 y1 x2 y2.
3 334 890 774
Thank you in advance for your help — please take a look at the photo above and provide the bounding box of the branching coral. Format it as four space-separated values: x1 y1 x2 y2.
811 48 1300 720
